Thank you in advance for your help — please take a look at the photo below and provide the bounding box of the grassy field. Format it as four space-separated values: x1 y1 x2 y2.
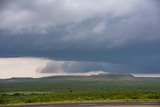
0 75 160 105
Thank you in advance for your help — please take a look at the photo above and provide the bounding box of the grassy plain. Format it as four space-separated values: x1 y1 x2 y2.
0 75 160 105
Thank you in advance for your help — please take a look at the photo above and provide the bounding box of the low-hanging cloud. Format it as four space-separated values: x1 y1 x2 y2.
37 61 127 74
0 0 160 73
38 56 160 74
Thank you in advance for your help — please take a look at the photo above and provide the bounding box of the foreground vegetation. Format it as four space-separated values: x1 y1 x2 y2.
0 74 160 105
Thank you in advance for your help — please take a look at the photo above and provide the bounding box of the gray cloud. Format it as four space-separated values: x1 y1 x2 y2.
38 61 127 74
0 0 160 73
38 55 160 74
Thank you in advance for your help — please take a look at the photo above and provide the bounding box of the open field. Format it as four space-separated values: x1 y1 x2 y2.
0 74 160 105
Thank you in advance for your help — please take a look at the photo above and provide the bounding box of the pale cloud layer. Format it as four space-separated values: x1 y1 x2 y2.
0 0 160 74
0 58 49 78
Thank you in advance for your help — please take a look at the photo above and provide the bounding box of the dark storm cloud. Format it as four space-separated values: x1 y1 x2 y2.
0 0 160 73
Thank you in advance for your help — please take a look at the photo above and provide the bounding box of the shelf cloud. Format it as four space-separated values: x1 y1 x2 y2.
0 0 160 73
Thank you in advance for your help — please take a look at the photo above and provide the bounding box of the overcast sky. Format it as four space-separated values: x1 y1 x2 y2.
0 0 160 78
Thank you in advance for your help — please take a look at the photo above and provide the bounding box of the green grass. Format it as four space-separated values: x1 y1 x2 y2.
0 92 160 104
0 80 160 105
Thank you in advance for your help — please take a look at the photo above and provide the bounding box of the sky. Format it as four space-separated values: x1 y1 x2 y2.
0 0 160 78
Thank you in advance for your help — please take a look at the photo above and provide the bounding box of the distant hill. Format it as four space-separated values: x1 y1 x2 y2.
0 77 34 83
0 73 160 83
0 73 134 83
91 73 134 78
91 73 135 80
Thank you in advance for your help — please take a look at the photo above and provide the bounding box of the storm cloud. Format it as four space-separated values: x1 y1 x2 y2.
0 0 160 73
37 61 123 74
